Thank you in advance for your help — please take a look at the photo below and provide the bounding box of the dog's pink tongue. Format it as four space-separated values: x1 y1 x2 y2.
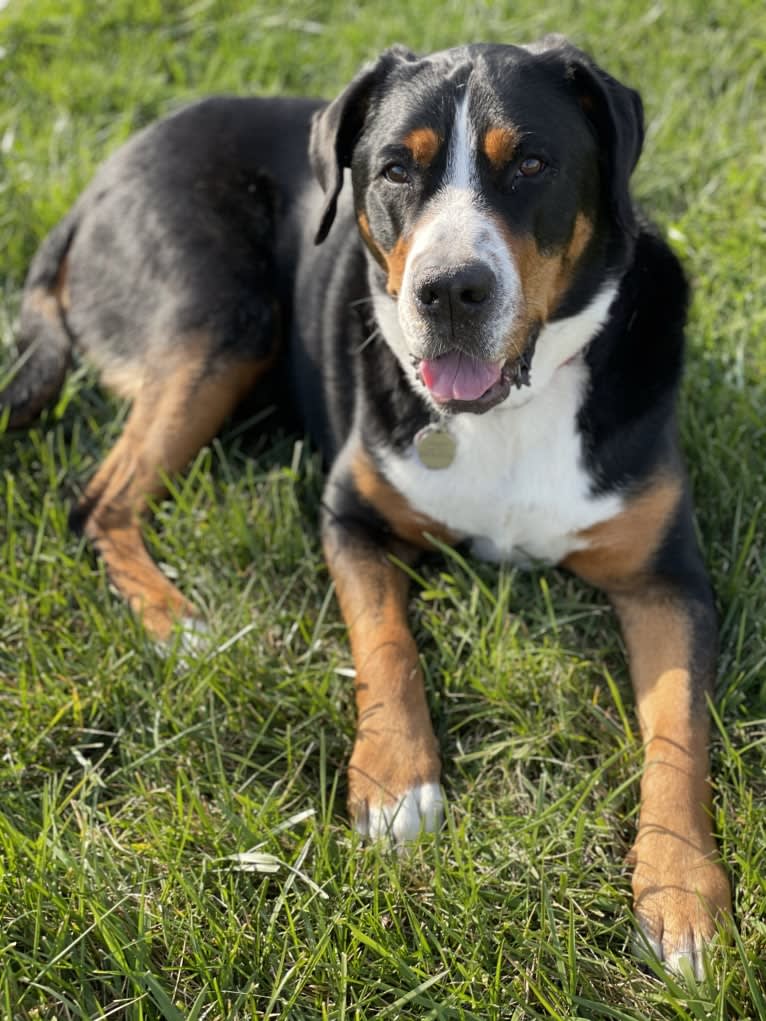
420 352 502 402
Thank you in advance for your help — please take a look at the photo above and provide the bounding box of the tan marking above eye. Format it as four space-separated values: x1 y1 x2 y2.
402 127 442 167
482 125 520 169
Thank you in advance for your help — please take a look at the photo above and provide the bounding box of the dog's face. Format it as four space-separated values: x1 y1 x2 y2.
310 40 643 414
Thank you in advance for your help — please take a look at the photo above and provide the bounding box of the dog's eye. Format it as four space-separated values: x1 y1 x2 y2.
518 156 545 178
383 163 410 185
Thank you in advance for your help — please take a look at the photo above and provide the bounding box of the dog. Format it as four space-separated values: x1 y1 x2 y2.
1 37 731 976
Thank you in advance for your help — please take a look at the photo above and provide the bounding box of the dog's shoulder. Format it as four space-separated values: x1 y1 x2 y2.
579 218 690 492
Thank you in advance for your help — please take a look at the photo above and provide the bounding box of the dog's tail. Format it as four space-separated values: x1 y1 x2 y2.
1 210 79 429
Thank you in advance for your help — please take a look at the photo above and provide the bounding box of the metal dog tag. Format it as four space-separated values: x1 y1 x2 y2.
414 425 456 470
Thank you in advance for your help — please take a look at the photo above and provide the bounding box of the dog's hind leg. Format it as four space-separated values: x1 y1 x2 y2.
71 339 272 642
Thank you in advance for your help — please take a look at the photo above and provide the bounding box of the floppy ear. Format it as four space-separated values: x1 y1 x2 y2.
572 56 644 235
542 41 644 236
310 45 416 244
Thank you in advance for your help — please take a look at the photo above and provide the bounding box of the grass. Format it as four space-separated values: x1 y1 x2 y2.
1 0 765 1017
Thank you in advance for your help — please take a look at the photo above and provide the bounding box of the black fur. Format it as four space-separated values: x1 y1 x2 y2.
579 222 689 492
2 213 77 428
2 40 697 563
1 39 703 590
2 41 729 966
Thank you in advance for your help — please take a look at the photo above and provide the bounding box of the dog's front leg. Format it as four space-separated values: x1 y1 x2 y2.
321 456 443 843
611 588 731 975
565 477 731 976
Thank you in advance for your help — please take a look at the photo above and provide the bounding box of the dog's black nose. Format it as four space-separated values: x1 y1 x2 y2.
415 262 495 324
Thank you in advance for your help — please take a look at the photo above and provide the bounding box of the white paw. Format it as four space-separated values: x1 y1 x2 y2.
355 783 444 844
153 617 212 663
178 617 212 656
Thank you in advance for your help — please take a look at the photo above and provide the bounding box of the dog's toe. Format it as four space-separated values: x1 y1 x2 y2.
178 616 212 655
153 616 212 663
632 852 730 981
354 783 444 844
665 942 705 982
635 917 706 981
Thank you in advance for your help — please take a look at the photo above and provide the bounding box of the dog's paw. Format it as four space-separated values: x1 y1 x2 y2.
177 616 212 655
631 837 731 980
151 616 212 664
353 782 444 843
348 736 443 845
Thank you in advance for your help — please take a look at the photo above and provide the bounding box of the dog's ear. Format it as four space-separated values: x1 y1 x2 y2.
540 40 644 236
310 45 416 244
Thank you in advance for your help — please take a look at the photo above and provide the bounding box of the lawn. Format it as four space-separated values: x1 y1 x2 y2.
1 0 765 1017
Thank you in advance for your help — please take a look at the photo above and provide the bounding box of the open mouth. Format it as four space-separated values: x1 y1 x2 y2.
419 350 530 414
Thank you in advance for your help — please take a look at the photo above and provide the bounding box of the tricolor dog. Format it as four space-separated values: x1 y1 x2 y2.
1 37 731 975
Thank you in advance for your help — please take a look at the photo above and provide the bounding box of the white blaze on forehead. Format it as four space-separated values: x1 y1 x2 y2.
446 88 476 189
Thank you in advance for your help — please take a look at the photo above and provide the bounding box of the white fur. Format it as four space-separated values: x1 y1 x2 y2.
355 783 444 843
375 286 623 567
398 188 522 364
635 925 706 981
178 617 212 651
446 89 475 189
397 90 523 369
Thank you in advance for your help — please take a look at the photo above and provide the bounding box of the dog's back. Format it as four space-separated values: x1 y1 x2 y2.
1 95 322 426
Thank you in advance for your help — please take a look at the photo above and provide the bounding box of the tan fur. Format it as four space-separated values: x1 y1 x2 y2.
383 233 414 298
26 252 71 319
86 521 196 640
351 446 457 548
614 594 731 948
356 212 416 298
565 470 730 952
323 528 440 817
482 125 520 168
495 211 595 357
357 212 387 271
567 211 593 264
564 473 682 589
98 360 152 402
403 127 442 167
57 254 71 311
80 340 273 639
25 285 62 326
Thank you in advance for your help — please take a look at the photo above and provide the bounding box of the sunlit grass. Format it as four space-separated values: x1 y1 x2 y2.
1 0 765 1017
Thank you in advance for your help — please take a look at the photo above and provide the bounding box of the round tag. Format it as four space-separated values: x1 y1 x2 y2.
414 426 456 470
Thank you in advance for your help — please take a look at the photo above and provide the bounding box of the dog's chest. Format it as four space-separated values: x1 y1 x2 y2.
376 360 624 565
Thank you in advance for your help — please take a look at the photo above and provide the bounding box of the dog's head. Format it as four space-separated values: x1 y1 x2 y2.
310 39 643 414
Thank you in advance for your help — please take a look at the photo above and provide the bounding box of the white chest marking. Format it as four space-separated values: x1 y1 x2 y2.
375 294 624 566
